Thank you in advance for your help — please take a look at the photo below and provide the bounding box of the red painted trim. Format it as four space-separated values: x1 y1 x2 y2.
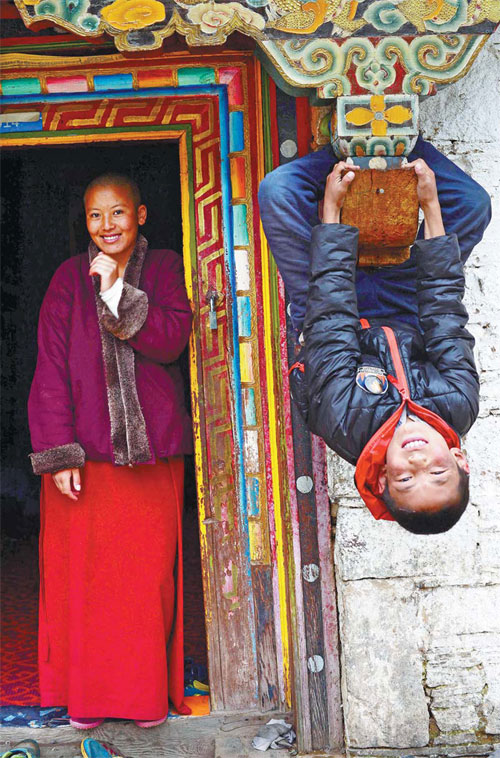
295 97 311 158
1 1 24 18
267 77 280 170
382 326 409 399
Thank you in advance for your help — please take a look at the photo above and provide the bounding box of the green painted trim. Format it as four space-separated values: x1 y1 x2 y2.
0 123 192 138
1 41 114 54
260 69 274 177
260 70 281 337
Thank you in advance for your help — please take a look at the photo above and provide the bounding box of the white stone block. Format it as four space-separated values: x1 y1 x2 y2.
338 579 429 747
420 586 500 638
335 506 478 583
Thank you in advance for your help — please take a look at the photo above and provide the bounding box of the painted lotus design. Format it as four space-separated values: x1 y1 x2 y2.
186 2 265 34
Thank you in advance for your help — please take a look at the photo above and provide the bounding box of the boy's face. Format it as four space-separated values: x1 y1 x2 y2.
85 183 147 261
378 418 469 512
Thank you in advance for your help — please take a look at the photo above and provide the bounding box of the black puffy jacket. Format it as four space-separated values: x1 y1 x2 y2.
300 224 479 468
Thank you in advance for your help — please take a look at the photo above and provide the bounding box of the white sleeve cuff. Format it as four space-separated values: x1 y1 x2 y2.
100 277 124 318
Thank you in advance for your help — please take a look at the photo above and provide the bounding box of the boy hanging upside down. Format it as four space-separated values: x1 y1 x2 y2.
258 138 491 534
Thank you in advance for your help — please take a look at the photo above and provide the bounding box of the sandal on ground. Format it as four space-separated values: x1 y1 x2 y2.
133 715 167 728
70 717 105 729
1 739 41 758
81 738 125 758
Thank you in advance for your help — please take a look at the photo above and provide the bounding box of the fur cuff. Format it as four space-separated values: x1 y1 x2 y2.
101 282 148 340
30 442 86 475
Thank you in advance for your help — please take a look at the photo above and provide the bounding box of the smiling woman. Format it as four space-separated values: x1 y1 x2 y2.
26 163 195 727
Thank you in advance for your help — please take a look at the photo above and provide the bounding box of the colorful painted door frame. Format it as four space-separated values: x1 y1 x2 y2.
0 51 343 751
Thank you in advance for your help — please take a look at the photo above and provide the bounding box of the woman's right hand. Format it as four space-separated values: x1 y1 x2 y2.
52 468 81 501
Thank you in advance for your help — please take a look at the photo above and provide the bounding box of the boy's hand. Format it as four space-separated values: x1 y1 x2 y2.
405 158 445 239
52 468 81 501
322 162 358 224
89 252 119 293
405 158 439 208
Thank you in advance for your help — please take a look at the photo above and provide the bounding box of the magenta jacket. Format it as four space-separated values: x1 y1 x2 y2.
29 235 193 474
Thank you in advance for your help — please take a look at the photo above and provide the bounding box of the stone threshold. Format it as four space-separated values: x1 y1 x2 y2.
0 710 299 758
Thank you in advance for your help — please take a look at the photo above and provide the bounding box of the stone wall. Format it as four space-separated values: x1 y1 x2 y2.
329 29 500 756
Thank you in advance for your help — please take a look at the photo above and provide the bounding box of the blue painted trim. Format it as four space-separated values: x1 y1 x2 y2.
247 477 260 517
216 88 250 546
0 115 43 132
214 84 257 684
237 296 252 337
243 388 257 426
94 73 134 91
229 111 245 152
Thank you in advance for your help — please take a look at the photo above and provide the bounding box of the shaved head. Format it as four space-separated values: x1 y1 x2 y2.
84 173 141 208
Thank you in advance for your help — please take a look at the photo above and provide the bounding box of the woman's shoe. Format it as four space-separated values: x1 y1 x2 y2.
70 717 105 729
133 715 167 728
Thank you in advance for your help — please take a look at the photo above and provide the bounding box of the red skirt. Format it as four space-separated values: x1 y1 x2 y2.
38 458 189 719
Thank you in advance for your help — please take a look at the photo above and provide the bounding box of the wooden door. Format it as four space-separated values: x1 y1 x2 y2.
0 49 343 750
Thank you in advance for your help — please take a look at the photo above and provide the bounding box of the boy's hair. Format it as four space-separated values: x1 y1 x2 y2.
382 464 469 535
84 173 141 208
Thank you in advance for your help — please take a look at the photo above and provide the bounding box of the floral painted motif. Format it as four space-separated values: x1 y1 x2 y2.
346 94 412 136
186 2 265 34
101 0 165 30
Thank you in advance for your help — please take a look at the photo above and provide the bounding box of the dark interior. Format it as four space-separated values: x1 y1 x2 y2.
0 140 206 705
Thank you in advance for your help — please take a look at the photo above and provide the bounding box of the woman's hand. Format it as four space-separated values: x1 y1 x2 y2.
322 162 358 224
89 252 119 293
52 468 81 501
405 158 445 239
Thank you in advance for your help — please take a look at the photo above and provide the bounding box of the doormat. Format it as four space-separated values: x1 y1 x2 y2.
0 537 39 706
0 695 210 728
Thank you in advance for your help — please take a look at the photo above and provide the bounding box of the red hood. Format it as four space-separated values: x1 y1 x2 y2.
354 398 461 520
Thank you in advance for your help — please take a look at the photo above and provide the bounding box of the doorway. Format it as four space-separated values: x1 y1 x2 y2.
0 141 208 711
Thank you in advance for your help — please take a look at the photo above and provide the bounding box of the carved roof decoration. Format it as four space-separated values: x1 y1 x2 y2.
11 0 500 94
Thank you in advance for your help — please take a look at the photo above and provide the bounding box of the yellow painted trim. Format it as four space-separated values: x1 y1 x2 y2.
178 132 208 548
254 61 291 707
0 50 254 72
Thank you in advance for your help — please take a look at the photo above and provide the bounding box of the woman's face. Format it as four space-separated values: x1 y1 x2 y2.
85 183 147 262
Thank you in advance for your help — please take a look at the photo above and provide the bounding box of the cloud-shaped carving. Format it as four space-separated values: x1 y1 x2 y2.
101 0 166 29
186 1 265 34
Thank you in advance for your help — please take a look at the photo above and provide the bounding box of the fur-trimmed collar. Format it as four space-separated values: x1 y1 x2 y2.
90 234 152 466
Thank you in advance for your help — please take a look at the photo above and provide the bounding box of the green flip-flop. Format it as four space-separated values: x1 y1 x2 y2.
1 739 41 758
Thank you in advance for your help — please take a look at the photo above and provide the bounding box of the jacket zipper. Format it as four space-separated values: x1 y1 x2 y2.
381 326 410 400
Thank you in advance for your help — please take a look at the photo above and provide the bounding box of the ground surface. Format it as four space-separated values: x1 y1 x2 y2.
0 711 297 758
